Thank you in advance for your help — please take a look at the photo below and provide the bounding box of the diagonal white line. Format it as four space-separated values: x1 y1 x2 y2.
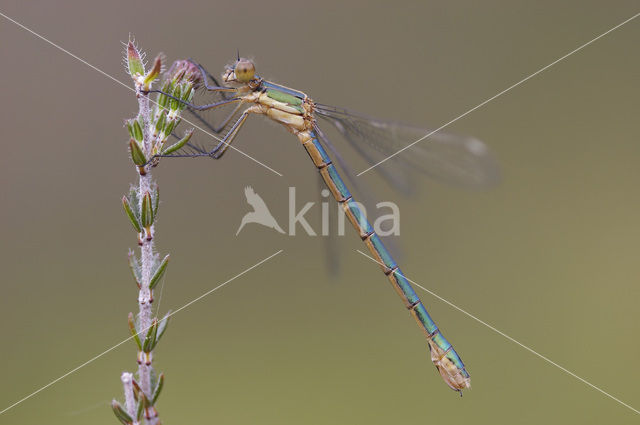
0 11 283 177
0 249 283 415
356 249 640 415
357 11 640 176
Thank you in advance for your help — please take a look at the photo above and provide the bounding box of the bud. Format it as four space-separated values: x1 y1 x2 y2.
167 59 203 89
143 53 163 87
126 41 144 78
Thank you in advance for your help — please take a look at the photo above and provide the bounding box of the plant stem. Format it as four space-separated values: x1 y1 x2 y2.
136 90 155 400
116 43 197 425
121 372 137 424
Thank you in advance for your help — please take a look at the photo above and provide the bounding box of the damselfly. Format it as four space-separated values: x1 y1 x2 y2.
149 57 499 394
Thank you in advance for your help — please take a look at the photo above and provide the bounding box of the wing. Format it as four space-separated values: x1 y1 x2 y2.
315 104 500 190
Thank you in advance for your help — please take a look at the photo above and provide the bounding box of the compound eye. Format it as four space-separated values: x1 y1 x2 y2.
234 59 255 83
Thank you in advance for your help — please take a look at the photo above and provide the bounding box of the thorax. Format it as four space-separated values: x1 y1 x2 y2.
243 80 315 132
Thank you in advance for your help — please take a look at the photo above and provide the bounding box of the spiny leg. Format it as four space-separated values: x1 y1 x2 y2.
143 85 248 159
145 89 243 152
157 108 253 160
146 59 241 136
144 89 241 112
186 58 236 97
189 101 244 135
208 110 251 159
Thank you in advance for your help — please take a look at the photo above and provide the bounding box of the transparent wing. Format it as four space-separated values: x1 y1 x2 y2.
315 104 500 189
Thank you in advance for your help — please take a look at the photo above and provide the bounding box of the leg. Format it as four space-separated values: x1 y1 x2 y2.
208 110 251 159
144 89 241 112
189 101 244 135
155 109 251 160
187 59 236 96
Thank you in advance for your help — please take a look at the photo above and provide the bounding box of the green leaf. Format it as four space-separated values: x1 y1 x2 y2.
154 110 166 136
131 377 141 396
111 400 133 425
127 250 141 287
151 373 164 405
139 390 151 409
156 310 171 342
161 129 193 156
158 81 172 110
171 84 184 110
136 400 144 421
182 85 194 103
152 186 160 218
143 54 162 86
127 187 141 212
126 41 144 77
129 139 147 166
163 118 177 137
131 119 144 143
142 319 157 353
150 318 159 351
149 254 169 290
126 120 135 139
122 195 142 233
140 192 154 228
128 312 142 350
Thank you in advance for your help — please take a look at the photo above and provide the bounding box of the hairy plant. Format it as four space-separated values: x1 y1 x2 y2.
112 40 200 425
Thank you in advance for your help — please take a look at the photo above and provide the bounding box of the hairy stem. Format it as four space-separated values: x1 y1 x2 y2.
136 89 156 416
121 372 137 423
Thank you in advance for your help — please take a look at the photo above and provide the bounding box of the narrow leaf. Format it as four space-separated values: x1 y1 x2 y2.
156 310 171 342
131 119 144 142
154 110 166 136
151 373 164 405
136 400 144 421
127 250 142 286
152 186 160 218
111 400 133 425
142 319 156 352
149 318 159 351
143 54 162 86
131 378 141 398
122 195 142 232
126 120 135 139
128 312 142 350
149 254 169 290
170 84 184 110
129 139 147 166
158 81 171 109
181 85 194 102
161 129 193 156
140 192 154 228
163 118 177 137
138 390 150 409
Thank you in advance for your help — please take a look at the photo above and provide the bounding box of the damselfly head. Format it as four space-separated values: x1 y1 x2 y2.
223 58 256 84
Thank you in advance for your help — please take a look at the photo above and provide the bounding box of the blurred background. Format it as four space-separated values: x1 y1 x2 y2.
1 1 639 424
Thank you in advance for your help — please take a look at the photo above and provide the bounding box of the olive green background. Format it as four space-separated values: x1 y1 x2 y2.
1 1 639 424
